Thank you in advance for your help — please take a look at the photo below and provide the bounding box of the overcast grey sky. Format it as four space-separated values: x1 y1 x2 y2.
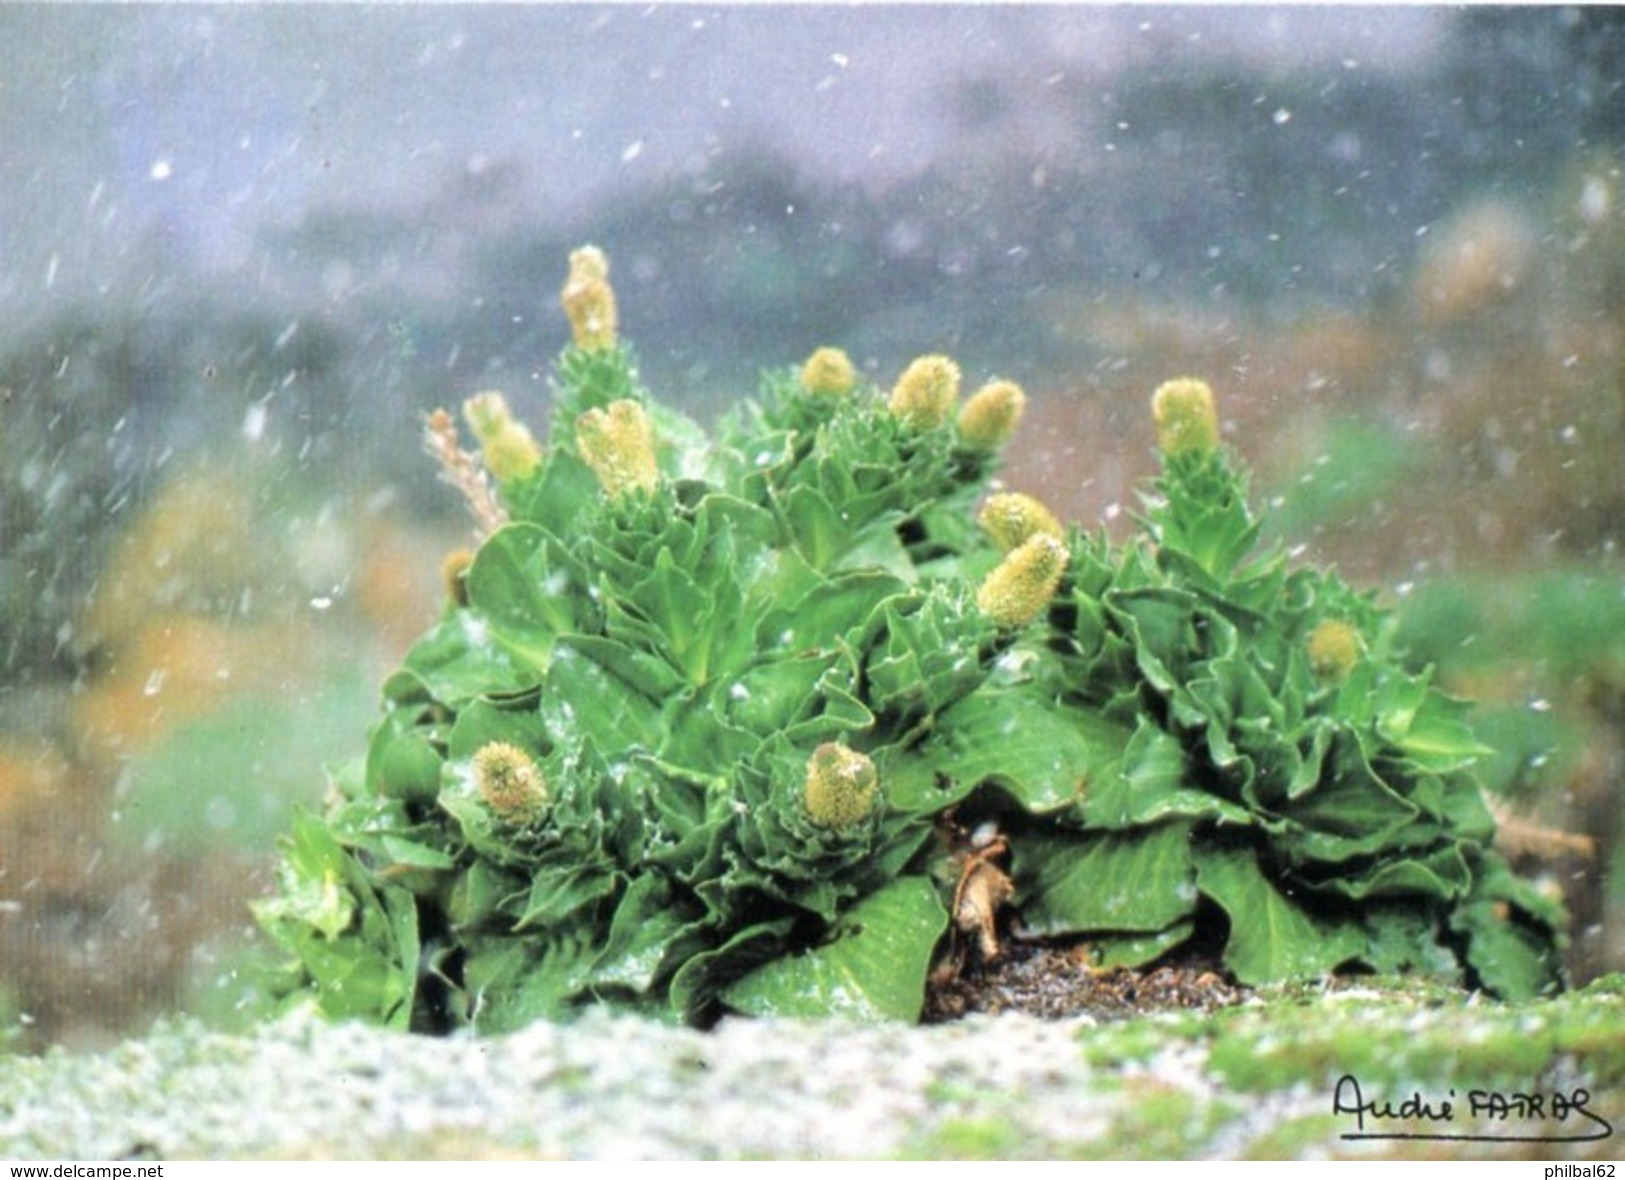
1 5 1444 313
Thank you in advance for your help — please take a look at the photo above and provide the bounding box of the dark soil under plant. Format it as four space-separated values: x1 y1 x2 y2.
924 941 1251 1023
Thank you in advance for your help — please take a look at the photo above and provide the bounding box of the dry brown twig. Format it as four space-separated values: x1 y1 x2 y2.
424 408 508 540
1489 796 1597 862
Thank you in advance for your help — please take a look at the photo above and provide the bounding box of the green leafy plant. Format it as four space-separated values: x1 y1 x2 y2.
255 246 1564 1032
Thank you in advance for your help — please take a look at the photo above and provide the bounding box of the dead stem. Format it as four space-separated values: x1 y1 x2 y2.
424 408 508 540
1489 796 1597 861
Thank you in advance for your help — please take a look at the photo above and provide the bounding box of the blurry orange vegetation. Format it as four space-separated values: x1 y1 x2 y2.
71 617 297 758
3 456 455 1046
76 469 274 656
0 743 70 824
354 521 449 658
1414 199 1536 329
1013 190 1624 584
68 464 449 759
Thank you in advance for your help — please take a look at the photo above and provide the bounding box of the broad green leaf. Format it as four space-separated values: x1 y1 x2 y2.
668 918 797 1023
1080 719 1252 830
403 611 534 707
366 715 443 806
256 812 356 940
1301 842 1472 904
1359 906 1461 978
445 695 550 761
465 931 600 1033
1394 695 1494 773
515 863 622 929
834 512 917 580
467 523 584 672
1091 919 1197 969
1373 666 1432 745
1195 844 1364 985
779 483 846 569
1013 822 1199 936
588 875 697 993
892 685 1128 815
378 834 457 871
1449 854 1565 1000
1277 731 1421 857
1437 771 1496 844
542 643 666 751
563 631 688 701
447 859 526 931
503 447 603 536
720 876 948 1021
626 546 721 683
655 698 760 793
726 651 844 737
1453 902 1564 1001
253 812 419 1028
1106 586 1199 695
758 569 908 655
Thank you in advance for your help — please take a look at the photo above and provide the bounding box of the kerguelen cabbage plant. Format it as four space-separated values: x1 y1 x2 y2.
255 246 1564 1033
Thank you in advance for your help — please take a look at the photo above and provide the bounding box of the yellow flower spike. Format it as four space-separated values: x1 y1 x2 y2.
888 354 961 430
462 391 542 483
1307 619 1362 683
561 245 619 350
473 741 549 826
977 492 1064 553
958 379 1027 450
802 741 880 830
801 346 857 397
1151 377 1220 457
576 398 659 498
977 532 1069 630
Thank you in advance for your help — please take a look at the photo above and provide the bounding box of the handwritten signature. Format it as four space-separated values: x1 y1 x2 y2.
1332 1074 1614 1143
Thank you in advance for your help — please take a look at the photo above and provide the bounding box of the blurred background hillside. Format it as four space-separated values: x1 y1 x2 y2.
2 5 1622 1049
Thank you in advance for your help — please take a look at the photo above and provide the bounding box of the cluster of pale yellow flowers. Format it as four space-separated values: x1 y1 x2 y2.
977 492 1063 553
463 391 543 484
800 346 858 397
974 485 1071 631
1307 618 1362 683
435 246 661 507
883 354 1030 451
473 740 550 827
797 345 1028 453
576 399 659 498
802 740 880 829
1150 377 1219 458
561 245 618 352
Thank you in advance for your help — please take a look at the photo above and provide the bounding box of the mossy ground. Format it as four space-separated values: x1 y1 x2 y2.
4 975 1621 1160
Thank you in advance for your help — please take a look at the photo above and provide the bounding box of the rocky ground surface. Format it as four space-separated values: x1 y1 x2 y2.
3 975 1623 1160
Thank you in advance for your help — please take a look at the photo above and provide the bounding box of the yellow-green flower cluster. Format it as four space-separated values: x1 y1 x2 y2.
888 355 961 430
1151 377 1220 457
1307 619 1362 683
561 245 618 351
957 379 1027 450
463 391 542 483
977 532 1069 630
978 492 1063 553
802 741 880 829
577 399 659 498
801 346 857 397
474 741 549 826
